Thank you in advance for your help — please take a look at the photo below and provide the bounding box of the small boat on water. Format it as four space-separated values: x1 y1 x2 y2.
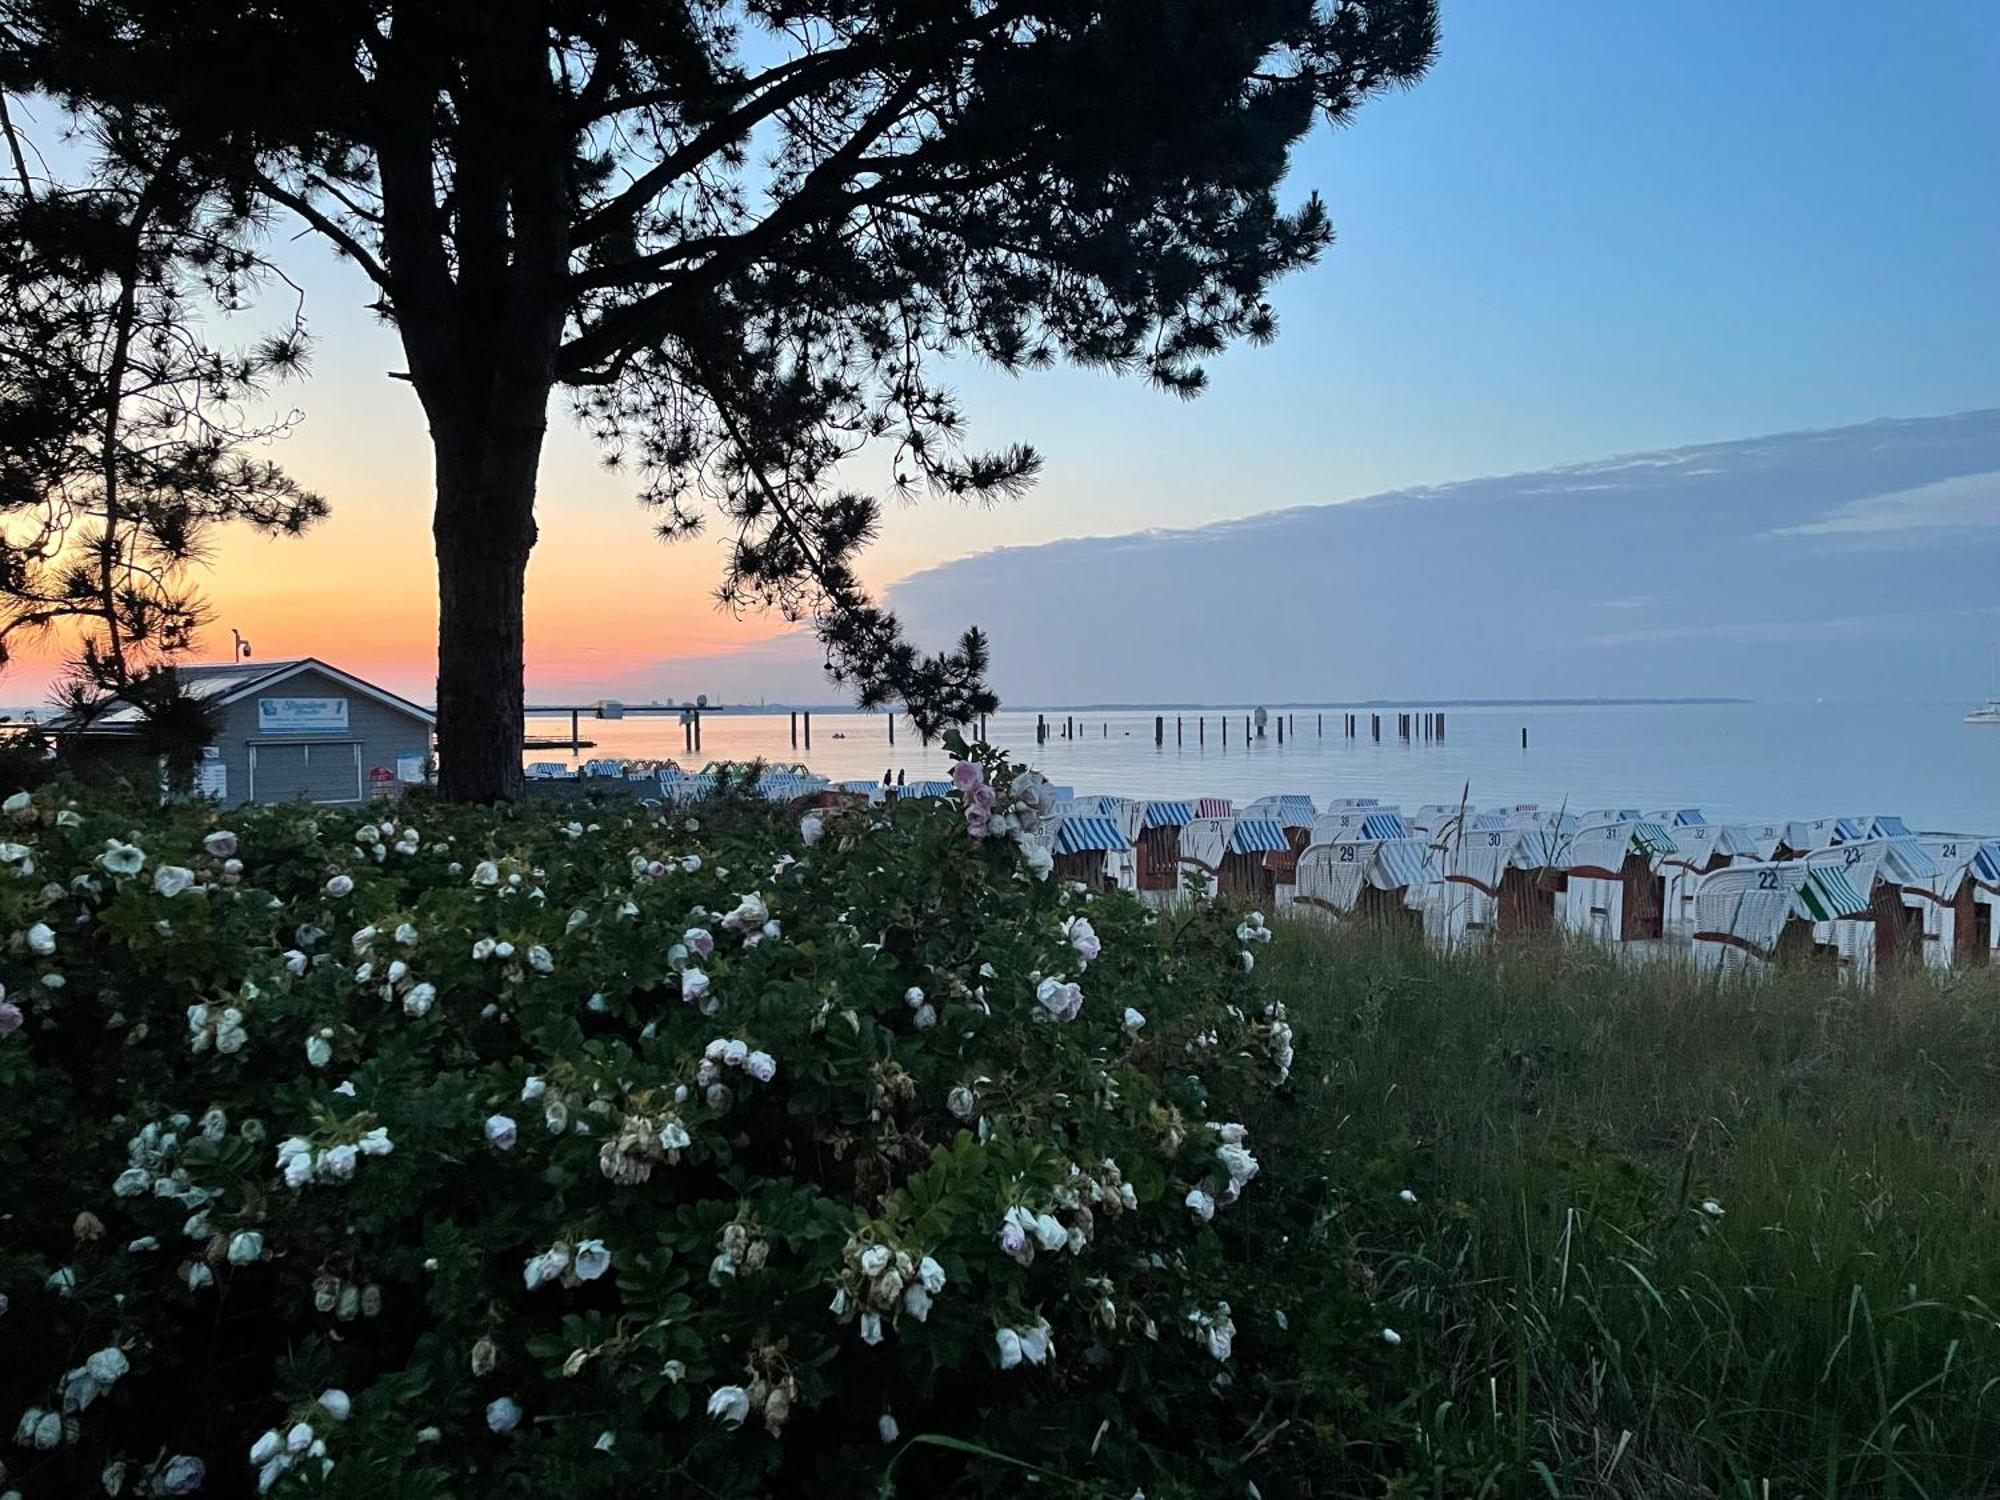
1968 699 2000 725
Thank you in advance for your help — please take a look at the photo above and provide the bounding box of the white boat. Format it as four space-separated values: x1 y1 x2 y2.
1968 699 2000 725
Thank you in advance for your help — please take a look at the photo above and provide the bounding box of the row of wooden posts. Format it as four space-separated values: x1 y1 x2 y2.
685 708 1478 757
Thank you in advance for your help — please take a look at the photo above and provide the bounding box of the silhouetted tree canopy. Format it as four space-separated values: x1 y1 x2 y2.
3 0 1437 799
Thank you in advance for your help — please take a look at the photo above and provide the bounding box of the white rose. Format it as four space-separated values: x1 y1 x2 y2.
305 1036 332 1069
994 1327 1023 1370
98 841 146 878
484 1114 518 1150
1185 1188 1216 1222
706 1385 751 1426
799 813 824 847
323 875 354 898
317 1388 351 1422
573 1239 612 1281
472 861 500 887
402 983 437 1017
485 1396 522 1434
681 968 710 1004
227 1231 265 1265
745 1050 778 1083
25 922 55 956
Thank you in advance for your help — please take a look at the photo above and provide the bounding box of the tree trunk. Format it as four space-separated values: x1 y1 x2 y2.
432 426 543 803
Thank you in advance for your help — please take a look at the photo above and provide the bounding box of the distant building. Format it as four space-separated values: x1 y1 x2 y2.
49 657 433 807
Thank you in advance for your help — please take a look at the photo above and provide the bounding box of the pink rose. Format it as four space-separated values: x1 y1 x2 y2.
949 761 983 792
969 782 997 812
965 808 991 839
0 999 22 1037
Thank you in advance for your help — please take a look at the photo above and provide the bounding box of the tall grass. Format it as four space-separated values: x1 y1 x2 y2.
1256 924 2000 1498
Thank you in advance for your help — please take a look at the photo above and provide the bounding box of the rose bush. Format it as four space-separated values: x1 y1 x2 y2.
0 744 1397 1498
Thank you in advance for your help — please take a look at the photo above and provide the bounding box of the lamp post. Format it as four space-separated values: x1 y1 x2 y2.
231 629 252 661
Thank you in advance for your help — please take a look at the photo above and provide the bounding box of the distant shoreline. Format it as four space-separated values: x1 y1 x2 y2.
596 696 1758 716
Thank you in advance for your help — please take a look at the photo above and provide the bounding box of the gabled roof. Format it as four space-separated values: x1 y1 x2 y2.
48 657 434 731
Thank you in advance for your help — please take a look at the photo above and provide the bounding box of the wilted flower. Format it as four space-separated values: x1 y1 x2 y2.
994 1327 1023 1370
745 1050 778 1083
946 1083 976 1119
878 1412 900 1444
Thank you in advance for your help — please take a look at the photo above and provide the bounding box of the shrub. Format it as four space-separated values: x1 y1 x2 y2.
0 746 1342 1498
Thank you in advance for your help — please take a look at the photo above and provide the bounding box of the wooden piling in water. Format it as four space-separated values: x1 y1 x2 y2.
804 711 811 750
1155 715 1163 746
888 713 895 746
1276 717 1283 744
1521 726 1528 749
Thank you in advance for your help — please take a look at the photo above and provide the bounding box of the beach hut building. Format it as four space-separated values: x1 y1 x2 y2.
47 656 435 807
1136 801 1195 894
1799 840 1941 976
1658 824 1766 937
1910 835 1996 967
1775 816 1868 859
1176 816 1234 894
1555 822 1677 945
1051 814 1131 889
1222 818 1292 901
1194 797 1234 820
1424 827 1564 947
1294 836 1433 933
1690 861 1819 973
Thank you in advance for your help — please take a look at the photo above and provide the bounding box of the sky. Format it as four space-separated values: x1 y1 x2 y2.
11 0 1998 706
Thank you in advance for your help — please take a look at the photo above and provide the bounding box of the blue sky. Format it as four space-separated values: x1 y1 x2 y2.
16 1 1994 703
885 1 2000 573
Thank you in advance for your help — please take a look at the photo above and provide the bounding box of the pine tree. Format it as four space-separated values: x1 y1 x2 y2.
5 0 1437 799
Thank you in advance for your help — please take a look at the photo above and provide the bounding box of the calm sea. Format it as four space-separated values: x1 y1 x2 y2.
527 701 2000 835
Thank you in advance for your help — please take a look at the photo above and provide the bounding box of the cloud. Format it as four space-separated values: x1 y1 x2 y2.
1770 471 2000 538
